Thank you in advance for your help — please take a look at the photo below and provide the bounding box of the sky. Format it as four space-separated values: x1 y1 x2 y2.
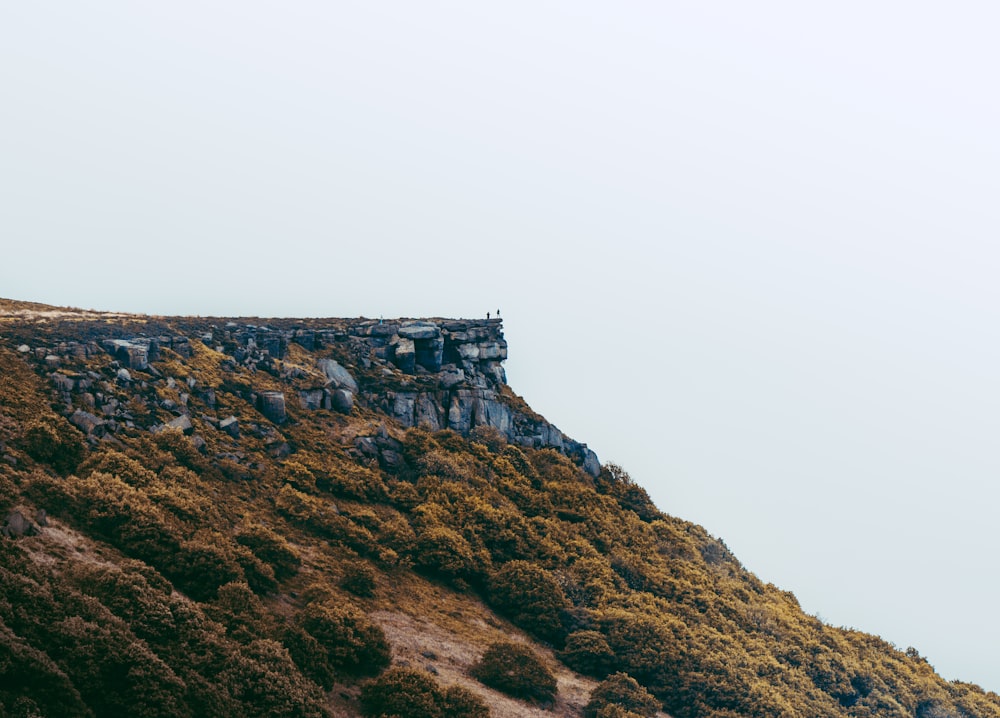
3 1 1000 691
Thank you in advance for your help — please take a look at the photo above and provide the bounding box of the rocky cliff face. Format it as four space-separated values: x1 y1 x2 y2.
12 315 600 476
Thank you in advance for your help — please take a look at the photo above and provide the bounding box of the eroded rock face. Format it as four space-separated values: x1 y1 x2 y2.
29 316 600 477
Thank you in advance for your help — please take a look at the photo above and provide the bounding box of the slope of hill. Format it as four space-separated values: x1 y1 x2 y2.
0 300 996 718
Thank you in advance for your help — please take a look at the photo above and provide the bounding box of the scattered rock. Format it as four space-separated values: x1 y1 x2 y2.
2 511 39 538
331 389 354 414
257 391 286 424
70 409 105 437
219 416 240 438
318 359 359 393
166 414 194 435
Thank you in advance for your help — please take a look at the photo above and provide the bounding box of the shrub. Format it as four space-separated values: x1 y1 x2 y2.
559 630 617 678
584 672 661 718
359 668 489 718
469 425 507 452
413 525 482 584
360 667 442 718
78 450 157 486
20 416 85 474
297 602 390 677
236 524 301 581
470 641 557 706
488 560 569 643
341 561 377 598
441 685 489 718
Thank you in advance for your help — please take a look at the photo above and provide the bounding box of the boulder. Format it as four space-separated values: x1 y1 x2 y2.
393 338 416 374
257 391 286 424
331 389 354 414
398 322 440 340
116 368 132 383
318 359 359 393
219 416 240 438
70 409 105 437
2 511 39 538
299 389 324 410
51 373 75 392
166 414 194 435
16 345 30 353
44 355 61 369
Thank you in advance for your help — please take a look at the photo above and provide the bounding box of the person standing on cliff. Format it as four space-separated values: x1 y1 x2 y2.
497 308 500 317
487 312 490 320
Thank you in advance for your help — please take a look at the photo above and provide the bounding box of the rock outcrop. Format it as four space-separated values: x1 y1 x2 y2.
16 316 599 476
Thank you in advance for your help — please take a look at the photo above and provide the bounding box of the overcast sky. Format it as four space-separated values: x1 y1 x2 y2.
3 1 1000 691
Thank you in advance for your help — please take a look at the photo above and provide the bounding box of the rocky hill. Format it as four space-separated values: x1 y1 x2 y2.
1 299 997 718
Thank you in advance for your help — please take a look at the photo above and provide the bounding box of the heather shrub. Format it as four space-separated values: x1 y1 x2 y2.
360 667 442 718
340 560 377 598
487 560 569 643
470 641 557 706
559 630 617 678
584 672 660 718
296 603 390 677
20 416 85 474
236 524 301 581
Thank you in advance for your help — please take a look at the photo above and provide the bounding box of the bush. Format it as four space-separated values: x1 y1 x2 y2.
360 667 490 718
559 630 617 678
341 561 377 598
413 525 482 584
468 425 507 452
236 524 301 581
296 603 390 678
584 672 660 718
20 417 85 474
441 685 489 718
360 667 443 718
470 641 557 706
487 560 569 643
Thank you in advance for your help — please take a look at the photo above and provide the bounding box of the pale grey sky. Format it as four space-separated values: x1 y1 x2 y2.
3 2 999 690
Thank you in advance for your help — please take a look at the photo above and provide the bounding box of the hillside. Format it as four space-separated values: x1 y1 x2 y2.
0 300 996 718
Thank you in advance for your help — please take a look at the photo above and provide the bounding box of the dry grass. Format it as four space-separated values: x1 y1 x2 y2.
370 571 598 718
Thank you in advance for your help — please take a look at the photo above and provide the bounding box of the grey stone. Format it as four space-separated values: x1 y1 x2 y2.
318 358 359 393
398 322 440 340
191 435 207 453
355 437 379 457
116 368 131 383
16 345 30 353
70 409 105 436
2 511 39 538
379 449 404 470
51 373 75 392
35 509 47 527
299 389 324 410
456 343 480 361
439 367 465 389
257 391 286 424
331 389 354 414
166 415 194 435
393 338 416 374
414 394 443 431
44 355 61 369
220 416 240 438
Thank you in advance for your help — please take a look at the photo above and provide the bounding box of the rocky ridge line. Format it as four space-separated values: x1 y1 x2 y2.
10 315 600 476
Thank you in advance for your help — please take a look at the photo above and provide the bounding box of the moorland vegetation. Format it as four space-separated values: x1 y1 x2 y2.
0 302 997 717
